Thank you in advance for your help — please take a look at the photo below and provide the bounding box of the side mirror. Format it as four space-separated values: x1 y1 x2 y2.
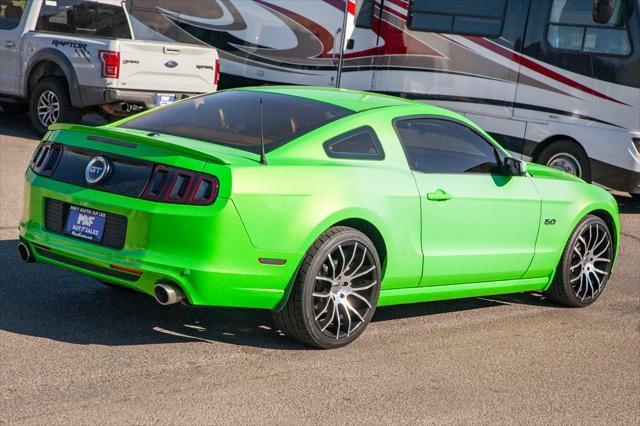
593 0 617 24
355 0 375 29
502 157 527 176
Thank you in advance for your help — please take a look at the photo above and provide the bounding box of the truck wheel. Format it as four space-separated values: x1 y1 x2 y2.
29 77 82 135
546 215 613 307
273 226 381 349
536 139 591 182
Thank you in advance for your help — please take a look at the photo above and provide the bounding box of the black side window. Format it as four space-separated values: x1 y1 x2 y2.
394 119 502 174
324 126 384 160
408 0 507 37
547 0 631 56
0 0 26 30
36 0 132 39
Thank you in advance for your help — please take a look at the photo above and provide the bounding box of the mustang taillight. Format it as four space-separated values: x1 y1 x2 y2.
142 165 219 205
31 142 63 177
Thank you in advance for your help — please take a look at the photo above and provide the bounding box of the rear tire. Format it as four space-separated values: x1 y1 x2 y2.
536 140 591 182
547 215 613 307
273 226 381 349
29 77 82 135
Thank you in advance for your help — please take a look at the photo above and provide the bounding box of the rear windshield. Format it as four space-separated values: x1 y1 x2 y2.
119 91 353 153
36 0 132 39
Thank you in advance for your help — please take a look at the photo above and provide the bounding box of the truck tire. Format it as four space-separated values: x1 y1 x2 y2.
536 139 592 182
29 77 82 135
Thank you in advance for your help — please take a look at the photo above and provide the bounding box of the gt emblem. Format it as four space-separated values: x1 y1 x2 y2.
85 156 111 184
545 218 557 225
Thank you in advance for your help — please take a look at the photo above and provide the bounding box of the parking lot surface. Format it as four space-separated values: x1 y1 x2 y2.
0 112 638 425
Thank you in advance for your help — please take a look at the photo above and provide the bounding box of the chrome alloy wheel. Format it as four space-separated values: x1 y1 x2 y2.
547 153 582 177
569 222 612 301
312 241 378 340
37 90 60 127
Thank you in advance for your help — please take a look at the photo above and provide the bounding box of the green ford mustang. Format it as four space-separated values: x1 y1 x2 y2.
19 86 620 348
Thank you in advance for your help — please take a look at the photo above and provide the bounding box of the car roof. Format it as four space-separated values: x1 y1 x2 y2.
232 86 422 112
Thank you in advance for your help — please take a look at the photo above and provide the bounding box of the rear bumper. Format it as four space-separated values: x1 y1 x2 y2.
76 86 201 109
19 171 302 310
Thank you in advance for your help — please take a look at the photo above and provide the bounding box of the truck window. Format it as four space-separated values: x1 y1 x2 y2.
0 0 26 30
407 0 507 37
36 0 132 39
547 0 631 56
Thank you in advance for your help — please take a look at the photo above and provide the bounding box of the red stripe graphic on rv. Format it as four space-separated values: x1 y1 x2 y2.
255 0 335 56
468 36 628 106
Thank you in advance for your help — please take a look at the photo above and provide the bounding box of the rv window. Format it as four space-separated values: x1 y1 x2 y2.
0 0 26 30
547 0 631 56
394 119 503 175
407 0 507 37
324 126 384 160
36 0 132 39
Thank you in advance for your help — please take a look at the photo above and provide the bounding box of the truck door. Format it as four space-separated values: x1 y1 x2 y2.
366 0 532 157
515 0 639 160
338 0 379 91
0 0 27 96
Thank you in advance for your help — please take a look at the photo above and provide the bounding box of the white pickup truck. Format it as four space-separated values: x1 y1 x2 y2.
0 0 219 133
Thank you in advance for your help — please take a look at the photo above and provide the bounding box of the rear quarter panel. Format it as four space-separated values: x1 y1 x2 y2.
230 110 424 290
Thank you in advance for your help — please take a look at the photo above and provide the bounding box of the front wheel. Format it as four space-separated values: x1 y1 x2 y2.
536 140 591 182
274 226 381 348
547 215 614 307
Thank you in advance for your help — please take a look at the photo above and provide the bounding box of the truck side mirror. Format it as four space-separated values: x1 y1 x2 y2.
593 0 617 24
503 157 527 176
355 0 375 29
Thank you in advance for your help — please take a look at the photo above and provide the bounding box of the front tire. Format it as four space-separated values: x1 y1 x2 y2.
274 226 381 349
547 215 613 307
29 77 82 135
536 140 591 182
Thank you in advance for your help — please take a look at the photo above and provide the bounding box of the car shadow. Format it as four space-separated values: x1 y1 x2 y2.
0 111 39 140
0 109 106 141
615 194 640 214
3 239 554 350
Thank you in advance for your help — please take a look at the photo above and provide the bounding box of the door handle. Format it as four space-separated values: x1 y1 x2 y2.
4 41 16 49
426 189 452 202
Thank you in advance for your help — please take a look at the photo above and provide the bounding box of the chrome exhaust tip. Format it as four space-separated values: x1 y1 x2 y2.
153 282 185 305
18 242 33 263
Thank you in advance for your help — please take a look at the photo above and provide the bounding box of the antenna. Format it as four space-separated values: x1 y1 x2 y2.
259 97 267 165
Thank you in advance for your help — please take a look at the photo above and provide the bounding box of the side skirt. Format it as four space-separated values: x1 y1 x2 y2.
378 277 549 307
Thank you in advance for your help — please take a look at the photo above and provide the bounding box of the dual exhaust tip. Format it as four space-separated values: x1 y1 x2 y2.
19 242 184 306
153 282 185 305
18 242 34 263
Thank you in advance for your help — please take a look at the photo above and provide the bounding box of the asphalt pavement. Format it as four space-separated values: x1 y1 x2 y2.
0 111 638 425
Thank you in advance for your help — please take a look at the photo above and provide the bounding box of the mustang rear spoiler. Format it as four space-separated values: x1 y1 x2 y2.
47 123 231 165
